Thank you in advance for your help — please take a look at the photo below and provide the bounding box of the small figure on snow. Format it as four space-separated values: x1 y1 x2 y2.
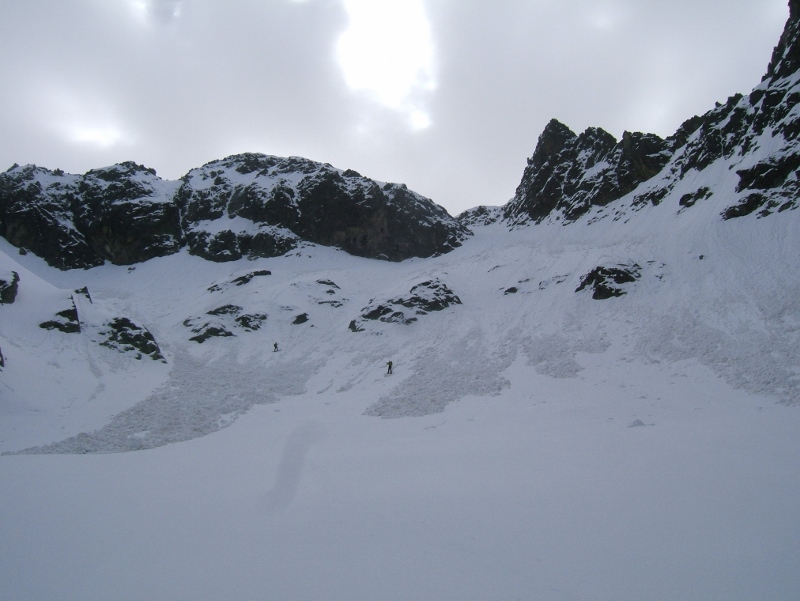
386 360 393 375
273 342 279 352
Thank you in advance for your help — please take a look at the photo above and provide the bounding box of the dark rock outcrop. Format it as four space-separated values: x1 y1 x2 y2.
0 271 19 304
187 324 235 344
350 279 461 330
235 313 268 330
183 304 267 343
575 264 641 300
39 300 81 333
99 317 166 362
0 165 103 269
0 162 182 269
764 0 800 82
292 313 310 325
208 269 272 293
73 162 183 265
457 205 502 228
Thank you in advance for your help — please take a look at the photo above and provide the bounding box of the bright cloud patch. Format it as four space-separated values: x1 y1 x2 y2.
128 0 182 26
45 88 130 150
336 0 435 129
586 3 627 31
71 126 125 149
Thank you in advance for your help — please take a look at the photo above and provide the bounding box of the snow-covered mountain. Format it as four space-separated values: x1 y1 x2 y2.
0 154 468 269
1 3 799 601
500 0 800 227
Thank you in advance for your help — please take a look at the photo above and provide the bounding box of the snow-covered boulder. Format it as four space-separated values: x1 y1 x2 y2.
99 317 166 362
39 297 81 333
575 264 641 300
350 279 462 330
183 303 268 343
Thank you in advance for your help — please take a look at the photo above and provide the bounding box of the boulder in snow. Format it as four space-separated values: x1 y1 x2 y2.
576 264 641 300
0 271 19 304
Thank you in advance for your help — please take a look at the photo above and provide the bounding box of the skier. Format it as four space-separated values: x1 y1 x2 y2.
273 342 279 352
386 360 393 375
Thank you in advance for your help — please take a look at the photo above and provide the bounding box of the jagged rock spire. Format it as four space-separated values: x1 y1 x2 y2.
764 0 800 81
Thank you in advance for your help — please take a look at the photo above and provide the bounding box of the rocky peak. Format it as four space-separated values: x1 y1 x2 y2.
527 119 577 168
504 122 670 225
502 1 800 227
764 0 800 82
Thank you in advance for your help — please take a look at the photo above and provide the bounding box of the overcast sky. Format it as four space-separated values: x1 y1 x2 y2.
0 0 790 215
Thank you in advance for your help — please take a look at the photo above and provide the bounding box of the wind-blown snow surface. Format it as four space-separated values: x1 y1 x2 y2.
1 196 800 599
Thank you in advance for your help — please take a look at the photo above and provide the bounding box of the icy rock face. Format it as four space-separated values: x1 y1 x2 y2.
0 155 468 269
176 154 469 262
504 2 800 225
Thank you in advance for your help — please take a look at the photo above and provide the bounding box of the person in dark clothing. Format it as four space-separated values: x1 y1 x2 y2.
273 342 279 352
386 360 393 374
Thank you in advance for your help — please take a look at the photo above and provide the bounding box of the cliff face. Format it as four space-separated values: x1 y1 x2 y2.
0 155 469 269
503 1 800 226
176 154 468 263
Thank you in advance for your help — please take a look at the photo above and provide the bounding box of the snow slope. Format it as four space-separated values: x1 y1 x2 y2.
1 184 799 600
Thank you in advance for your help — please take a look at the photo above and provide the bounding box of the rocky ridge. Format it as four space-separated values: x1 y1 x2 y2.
499 0 800 227
0 155 469 270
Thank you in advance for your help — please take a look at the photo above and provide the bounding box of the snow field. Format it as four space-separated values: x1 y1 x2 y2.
1 191 800 599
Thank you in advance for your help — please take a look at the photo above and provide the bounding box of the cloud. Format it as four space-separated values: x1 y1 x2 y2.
336 0 436 129
29 84 131 152
0 0 790 215
128 0 182 26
